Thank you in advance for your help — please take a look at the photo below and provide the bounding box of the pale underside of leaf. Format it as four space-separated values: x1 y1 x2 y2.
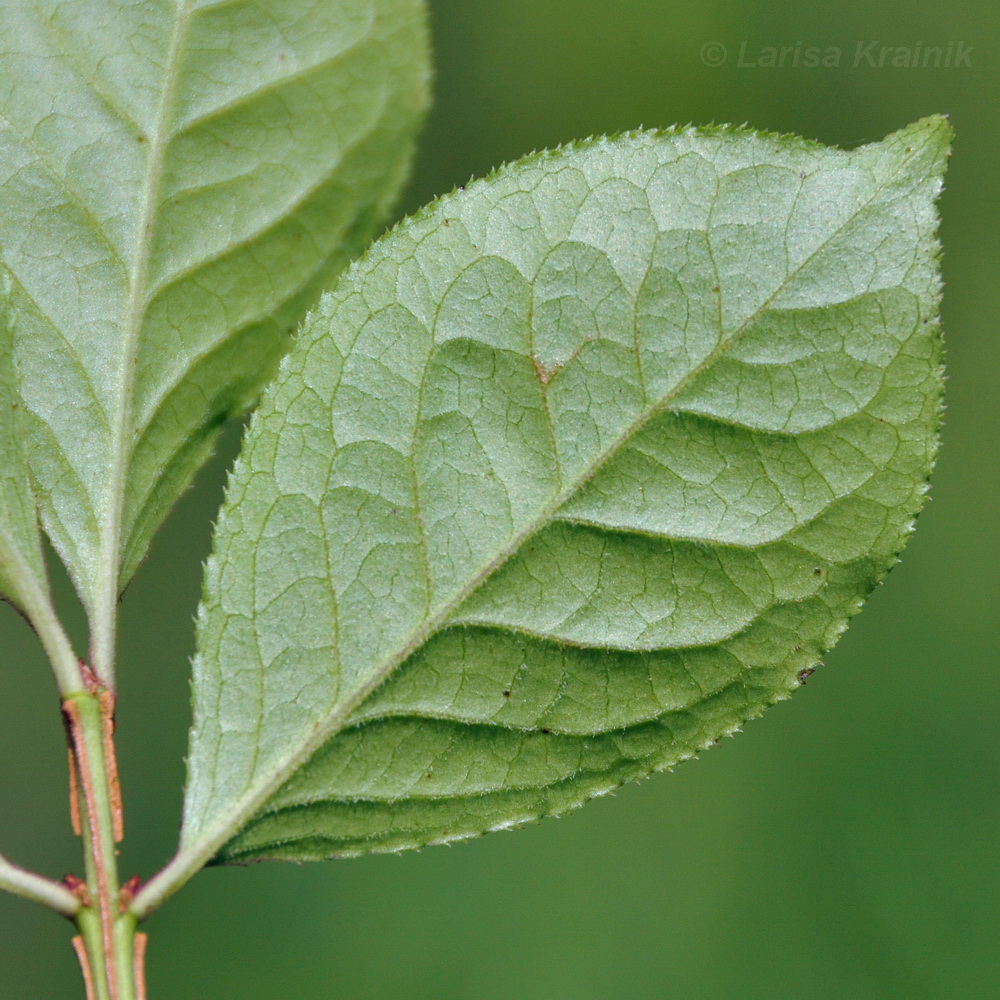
0 287 50 616
0 0 430 679
180 117 949 868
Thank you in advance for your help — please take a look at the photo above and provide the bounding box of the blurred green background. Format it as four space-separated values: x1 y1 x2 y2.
1 1 997 997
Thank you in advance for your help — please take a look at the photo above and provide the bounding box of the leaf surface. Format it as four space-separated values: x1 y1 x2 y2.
0 0 430 676
182 118 949 866
0 286 49 616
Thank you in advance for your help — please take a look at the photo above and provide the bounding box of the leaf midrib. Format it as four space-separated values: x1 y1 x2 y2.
177 138 919 877
91 0 193 683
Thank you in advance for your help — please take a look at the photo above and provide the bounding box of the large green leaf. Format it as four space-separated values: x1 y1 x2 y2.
181 118 949 868
0 284 49 616
0 0 430 678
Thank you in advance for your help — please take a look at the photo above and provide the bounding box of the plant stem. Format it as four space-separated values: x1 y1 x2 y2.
65 680 140 1000
0 852 80 915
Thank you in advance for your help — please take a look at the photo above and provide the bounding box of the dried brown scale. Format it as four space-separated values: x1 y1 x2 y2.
133 933 148 1000
63 874 91 909
72 936 97 1000
99 689 124 843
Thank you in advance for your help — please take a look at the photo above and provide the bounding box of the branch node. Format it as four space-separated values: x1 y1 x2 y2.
119 874 141 913
63 873 91 908
80 661 100 694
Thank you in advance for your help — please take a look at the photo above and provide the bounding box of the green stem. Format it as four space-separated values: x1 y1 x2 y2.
66 688 138 1000
0 852 80 916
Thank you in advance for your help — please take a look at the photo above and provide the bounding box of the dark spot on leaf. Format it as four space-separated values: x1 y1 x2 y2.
502 690 511 697
540 728 551 734
797 667 815 684
813 567 823 576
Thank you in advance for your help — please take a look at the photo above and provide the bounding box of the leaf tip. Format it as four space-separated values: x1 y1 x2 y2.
886 114 954 178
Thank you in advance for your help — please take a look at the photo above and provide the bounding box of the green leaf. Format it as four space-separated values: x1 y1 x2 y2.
0 283 49 616
182 117 949 867
0 0 430 678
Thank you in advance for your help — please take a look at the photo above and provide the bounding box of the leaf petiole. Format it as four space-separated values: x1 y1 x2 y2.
0 852 80 917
